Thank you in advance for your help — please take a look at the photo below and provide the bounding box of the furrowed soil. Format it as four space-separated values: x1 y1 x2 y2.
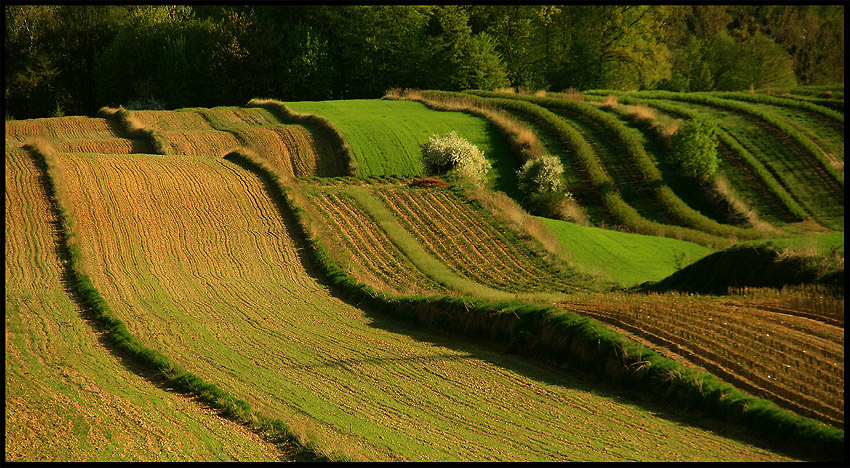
304 187 446 295
4 147 284 462
562 292 844 427
5 116 150 154
51 151 796 461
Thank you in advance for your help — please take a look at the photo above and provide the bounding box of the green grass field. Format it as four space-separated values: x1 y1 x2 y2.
538 216 714 286
285 99 521 198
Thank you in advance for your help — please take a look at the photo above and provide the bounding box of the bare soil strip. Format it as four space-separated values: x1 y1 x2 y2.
561 293 843 427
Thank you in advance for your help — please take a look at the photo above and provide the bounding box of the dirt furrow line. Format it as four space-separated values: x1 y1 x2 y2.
325 193 437 292
430 191 566 286
574 306 842 426
315 193 411 290
389 190 516 288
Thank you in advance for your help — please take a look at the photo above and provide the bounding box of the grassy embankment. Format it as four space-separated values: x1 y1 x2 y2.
285 98 522 199
228 147 842 461
596 91 843 231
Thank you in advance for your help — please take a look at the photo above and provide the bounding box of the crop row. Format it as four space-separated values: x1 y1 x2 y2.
598 94 810 224
306 190 444 295
606 93 842 230
565 292 843 426
618 91 844 188
728 285 844 327
459 91 735 247
475 91 771 243
375 188 574 293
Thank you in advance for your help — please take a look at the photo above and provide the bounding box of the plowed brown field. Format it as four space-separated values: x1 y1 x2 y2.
49 151 793 461
5 116 148 154
4 147 284 462
306 190 445 295
562 292 844 427
376 188 578 294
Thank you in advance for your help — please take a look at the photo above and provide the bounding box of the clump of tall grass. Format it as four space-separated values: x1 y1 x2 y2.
561 88 584 101
98 105 172 155
712 176 774 232
246 98 358 176
600 94 618 110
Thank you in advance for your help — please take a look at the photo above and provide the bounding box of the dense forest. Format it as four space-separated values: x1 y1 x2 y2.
4 4 844 119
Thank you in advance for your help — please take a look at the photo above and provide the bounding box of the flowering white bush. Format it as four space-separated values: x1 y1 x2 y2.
517 155 565 194
421 131 491 183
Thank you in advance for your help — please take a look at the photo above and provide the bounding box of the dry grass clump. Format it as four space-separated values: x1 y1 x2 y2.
625 104 657 124
712 176 774 232
492 87 516 94
559 197 591 226
600 95 619 110
561 88 584 101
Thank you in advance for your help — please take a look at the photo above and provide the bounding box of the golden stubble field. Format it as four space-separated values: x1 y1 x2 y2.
4 147 284 461
38 149 796 461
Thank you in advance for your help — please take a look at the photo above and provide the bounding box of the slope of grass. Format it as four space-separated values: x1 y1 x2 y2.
284 99 520 198
621 97 843 231
537 216 714 287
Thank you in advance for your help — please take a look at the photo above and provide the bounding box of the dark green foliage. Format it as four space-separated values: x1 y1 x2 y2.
668 116 719 180
642 244 839 295
4 5 843 118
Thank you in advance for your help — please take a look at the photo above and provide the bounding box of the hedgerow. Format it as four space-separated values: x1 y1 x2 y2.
471 91 768 242
225 145 843 462
593 92 810 222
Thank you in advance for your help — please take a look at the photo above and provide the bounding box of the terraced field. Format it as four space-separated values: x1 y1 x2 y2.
5 88 843 461
4 147 283 462
562 291 844 427
600 93 844 232
5 116 151 154
31 151 796 461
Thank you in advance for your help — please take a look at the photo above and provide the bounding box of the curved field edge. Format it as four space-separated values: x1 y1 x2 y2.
20 142 347 463
536 216 714 287
284 98 522 199
4 148 283 462
223 149 844 462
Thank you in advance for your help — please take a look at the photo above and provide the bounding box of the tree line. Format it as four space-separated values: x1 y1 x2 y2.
4 4 844 119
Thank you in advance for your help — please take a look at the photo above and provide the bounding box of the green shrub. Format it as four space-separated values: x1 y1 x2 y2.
421 131 491 184
668 117 719 180
517 155 565 193
517 155 572 216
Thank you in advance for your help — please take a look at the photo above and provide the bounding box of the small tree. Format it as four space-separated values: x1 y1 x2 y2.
668 117 719 180
517 155 572 216
421 131 490 183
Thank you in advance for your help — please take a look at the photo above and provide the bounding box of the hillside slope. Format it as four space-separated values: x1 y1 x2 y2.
4 147 283 461
39 150 795 461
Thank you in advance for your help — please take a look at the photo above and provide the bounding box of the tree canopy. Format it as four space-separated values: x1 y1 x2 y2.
4 4 844 119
